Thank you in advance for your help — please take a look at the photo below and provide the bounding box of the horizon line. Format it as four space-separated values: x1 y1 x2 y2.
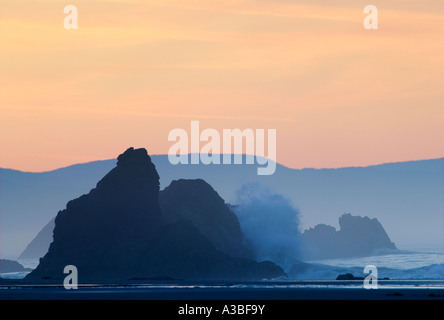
1 153 443 174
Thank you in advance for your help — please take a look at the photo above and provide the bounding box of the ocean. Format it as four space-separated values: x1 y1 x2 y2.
299 248 444 280
1 248 443 281
1 252 444 301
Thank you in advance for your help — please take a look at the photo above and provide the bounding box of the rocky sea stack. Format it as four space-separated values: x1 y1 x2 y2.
160 178 252 259
302 213 397 260
25 147 284 283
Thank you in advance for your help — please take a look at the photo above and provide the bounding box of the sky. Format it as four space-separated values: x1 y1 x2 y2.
1 0 443 172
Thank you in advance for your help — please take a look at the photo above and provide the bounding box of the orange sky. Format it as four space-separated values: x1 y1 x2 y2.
1 0 443 172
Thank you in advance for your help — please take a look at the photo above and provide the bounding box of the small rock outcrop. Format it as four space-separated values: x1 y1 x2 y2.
336 273 364 281
302 213 397 260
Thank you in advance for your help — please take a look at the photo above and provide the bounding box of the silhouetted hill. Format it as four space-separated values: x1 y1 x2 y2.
302 214 397 260
25 148 284 283
18 218 55 260
0 259 31 273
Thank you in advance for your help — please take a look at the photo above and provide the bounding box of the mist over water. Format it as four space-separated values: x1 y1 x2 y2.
231 184 444 280
232 184 302 271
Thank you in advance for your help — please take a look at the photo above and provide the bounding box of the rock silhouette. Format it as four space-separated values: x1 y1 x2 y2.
19 180 253 261
336 273 364 281
160 179 252 259
25 148 284 283
302 213 397 260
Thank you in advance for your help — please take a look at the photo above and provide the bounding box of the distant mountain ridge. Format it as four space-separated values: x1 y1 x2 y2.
1 155 443 259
